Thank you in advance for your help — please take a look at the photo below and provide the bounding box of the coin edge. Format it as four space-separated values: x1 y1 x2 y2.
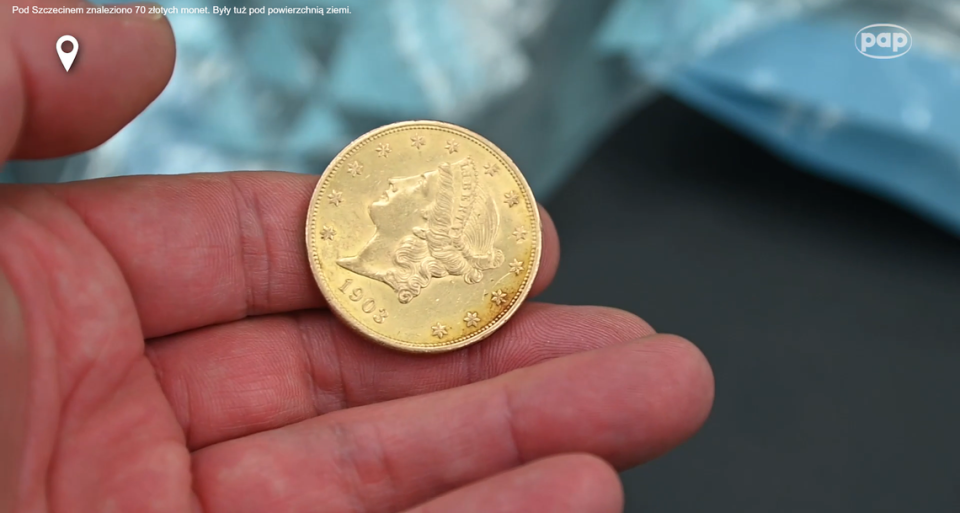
305 120 542 354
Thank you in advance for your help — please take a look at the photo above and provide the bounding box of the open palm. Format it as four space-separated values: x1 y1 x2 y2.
0 5 713 512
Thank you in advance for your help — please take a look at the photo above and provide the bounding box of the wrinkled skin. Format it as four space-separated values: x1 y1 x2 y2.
0 2 714 512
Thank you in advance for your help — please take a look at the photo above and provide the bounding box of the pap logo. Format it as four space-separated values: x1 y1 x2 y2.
856 24 912 59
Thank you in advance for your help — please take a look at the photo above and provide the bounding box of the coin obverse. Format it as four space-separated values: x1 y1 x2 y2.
305 120 542 353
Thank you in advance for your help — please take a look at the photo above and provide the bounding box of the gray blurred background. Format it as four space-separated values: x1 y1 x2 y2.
543 95 960 512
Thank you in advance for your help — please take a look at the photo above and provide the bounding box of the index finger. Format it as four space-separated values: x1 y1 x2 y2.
42 172 561 338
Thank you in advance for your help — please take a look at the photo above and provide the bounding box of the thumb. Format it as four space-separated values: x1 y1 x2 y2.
0 0 175 160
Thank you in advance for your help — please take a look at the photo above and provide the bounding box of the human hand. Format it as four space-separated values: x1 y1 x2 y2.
0 3 714 512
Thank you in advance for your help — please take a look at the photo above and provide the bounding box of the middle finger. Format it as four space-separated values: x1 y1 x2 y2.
190 334 713 513
146 303 655 449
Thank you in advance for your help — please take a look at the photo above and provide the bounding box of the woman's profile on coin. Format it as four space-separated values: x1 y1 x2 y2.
337 158 505 305
306 121 541 353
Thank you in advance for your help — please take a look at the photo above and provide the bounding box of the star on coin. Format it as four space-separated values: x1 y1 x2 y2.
304 120 544 353
411 134 426 150
328 190 343 206
320 225 336 240
512 226 527 242
347 161 363 177
463 311 480 328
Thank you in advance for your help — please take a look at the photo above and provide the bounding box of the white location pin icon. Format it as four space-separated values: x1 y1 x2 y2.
56 35 78 72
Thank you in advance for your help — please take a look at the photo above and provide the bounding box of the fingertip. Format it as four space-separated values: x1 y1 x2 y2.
546 454 624 513
530 204 559 297
506 332 715 471
630 334 716 454
401 454 624 513
9 1 176 158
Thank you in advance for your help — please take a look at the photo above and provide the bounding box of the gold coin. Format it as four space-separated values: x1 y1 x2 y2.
305 120 542 353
